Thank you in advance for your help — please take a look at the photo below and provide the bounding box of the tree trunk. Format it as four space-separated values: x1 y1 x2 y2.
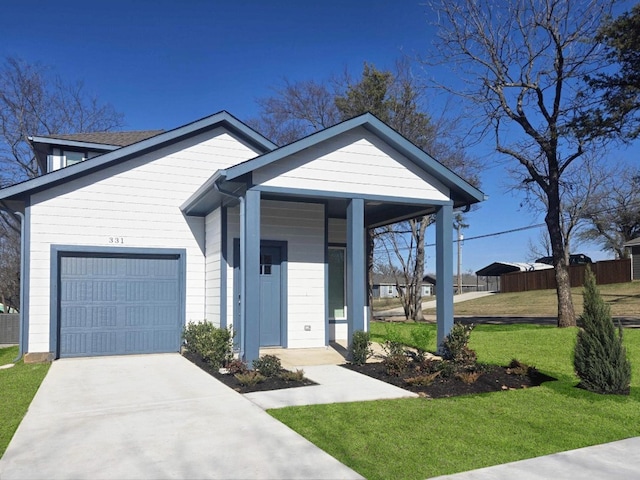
367 229 374 322
547 186 576 327
413 217 428 322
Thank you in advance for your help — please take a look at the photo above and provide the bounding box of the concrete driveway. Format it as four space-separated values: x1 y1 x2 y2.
0 354 363 480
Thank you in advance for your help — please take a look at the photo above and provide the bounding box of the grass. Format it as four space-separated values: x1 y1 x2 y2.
0 346 50 458
269 323 640 479
421 281 640 317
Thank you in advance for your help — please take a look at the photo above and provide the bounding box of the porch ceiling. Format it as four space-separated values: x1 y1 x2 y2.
182 177 444 227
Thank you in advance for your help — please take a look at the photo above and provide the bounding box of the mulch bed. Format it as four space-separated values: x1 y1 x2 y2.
343 361 556 399
182 352 316 394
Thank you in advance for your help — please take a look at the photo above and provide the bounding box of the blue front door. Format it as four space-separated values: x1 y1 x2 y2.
259 246 282 346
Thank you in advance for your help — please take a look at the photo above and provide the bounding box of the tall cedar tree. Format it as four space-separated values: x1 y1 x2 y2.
573 268 631 395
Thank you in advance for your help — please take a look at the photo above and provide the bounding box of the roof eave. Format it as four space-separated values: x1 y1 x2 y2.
0 111 276 202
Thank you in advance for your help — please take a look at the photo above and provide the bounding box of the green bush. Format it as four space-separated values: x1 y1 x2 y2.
182 321 233 368
441 322 477 367
253 354 282 377
409 327 433 362
381 340 409 376
574 268 631 395
349 330 373 365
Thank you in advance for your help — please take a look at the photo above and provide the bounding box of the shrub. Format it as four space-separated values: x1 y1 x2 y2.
227 358 248 375
182 321 233 368
382 341 409 376
455 371 482 384
441 323 477 367
405 372 440 387
436 360 455 378
574 268 631 395
280 369 305 382
253 354 282 377
507 359 530 376
349 330 373 365
234 371 265 386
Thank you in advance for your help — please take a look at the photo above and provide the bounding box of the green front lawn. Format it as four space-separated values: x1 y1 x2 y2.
269 323 640 479
0 346 50 458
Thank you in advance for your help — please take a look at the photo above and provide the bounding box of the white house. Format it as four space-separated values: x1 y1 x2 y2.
0 111 484 364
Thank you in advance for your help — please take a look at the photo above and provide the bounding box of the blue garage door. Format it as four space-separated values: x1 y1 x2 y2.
59 254 182 357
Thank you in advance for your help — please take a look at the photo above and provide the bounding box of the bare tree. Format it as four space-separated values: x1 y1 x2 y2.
579 167 640 258
0 223 20 311
518 154 607 264
250 61 479 322
0 56 124 309
377 218 428 321
0 56 124 185
428 0 615 326
526 231 552 263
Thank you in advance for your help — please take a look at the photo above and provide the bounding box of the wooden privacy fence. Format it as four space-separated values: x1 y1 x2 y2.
501 259 632 293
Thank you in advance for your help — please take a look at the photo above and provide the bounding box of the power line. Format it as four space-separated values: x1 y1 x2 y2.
426 223 546 247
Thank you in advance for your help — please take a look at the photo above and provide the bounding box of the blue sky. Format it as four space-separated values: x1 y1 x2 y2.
1 0 636 273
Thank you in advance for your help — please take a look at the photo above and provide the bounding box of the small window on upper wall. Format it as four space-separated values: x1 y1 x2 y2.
64 151 85 166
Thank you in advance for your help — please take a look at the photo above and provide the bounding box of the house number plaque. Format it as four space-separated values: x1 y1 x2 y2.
108 237 125 244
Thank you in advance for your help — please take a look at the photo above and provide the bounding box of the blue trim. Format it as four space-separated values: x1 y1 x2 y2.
346 198 366 343
253 184 455 206
243 190 261 366
21 202 31 356
435 204 454 351
233 238 241 351
220 207 228 329
233 238 289 350
0 112 276 203
223 113 484 204
329 319 348 324
323 202 329 346
49 245 187 359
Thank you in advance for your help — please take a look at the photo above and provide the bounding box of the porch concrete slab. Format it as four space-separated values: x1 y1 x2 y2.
263 341 386 370
0 354 363 480
244 364 418 409
430 437 640 479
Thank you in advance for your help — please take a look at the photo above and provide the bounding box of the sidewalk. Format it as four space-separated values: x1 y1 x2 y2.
374 291 496 318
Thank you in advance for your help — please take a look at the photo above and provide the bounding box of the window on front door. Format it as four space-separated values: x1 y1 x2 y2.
328 247 346 319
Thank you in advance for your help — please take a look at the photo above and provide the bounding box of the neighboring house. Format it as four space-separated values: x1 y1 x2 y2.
624 238 640 280
0 111 484 364
372 275 433 299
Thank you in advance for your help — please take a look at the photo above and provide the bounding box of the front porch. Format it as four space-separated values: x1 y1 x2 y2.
181 113 485 366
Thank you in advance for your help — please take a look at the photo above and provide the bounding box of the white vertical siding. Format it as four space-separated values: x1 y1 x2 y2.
252 127 451 201
205 208 222 325
225 199 326 349
27 129 260 354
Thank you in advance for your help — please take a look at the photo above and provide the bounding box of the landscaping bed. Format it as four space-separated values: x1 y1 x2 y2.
343 361 555 398
183 351 316 394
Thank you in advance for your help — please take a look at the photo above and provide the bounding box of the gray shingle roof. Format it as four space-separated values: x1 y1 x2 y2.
42 130 165 147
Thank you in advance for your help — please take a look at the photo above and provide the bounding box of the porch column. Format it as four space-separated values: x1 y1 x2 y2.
435 202 454 351
346 198 366 344
242 189 261 366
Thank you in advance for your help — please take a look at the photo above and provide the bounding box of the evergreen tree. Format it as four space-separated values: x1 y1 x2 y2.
573 268 631 395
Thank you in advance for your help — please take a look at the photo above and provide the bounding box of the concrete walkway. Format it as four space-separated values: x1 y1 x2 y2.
245 364 417 409
430 437 640 479
0 354 363 480
374 291 496 318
